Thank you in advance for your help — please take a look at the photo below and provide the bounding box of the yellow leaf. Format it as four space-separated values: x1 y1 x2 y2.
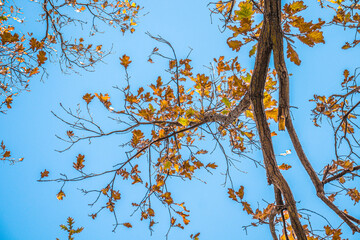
266 108 279 122
339 177 345 184
347 188 360 204
174 164 180 172
284 1 307 15
307 30 325 44
178 117 189 126
249 44 257 57
227 40 243 52
95 93 112 109
286 44 301 65
245 110 254 119
164 161 172 169
57 190 66 200
234 2 254 20
5 95 13 109
342 42 351 49
222 97 231 107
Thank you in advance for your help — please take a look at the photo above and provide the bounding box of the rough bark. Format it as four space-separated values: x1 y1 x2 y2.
248 0 307 239
262 0 360 233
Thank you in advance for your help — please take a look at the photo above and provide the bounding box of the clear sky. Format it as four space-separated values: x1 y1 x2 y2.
0 0 359 240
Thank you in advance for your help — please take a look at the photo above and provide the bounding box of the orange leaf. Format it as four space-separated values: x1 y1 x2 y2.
73 154 85 170
206 162 218 169
228 188 238 201
236 186 244 200
82 93 95 104
29 67 39 76
37 50 47 66
120 54 132 69
161 192 173 205
41 169 49 178
278 163 292 170
241 201 253 214
347 188 360 204
3 150 10 158
339 177 345 184
5 95 13 109
94 93 112 109
123 223 132 228
57 190 66 200
148 208 155 217
328 193 337 202
227 40 243 52
66 131 74 138
112 190 121 201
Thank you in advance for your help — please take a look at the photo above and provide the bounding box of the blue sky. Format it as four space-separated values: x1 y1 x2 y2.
0 0 359 239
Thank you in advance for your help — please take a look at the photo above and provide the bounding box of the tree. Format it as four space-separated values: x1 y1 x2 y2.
2 0 360 239
0 0 139 162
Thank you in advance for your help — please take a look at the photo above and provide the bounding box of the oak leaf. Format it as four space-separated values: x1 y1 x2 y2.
228 188 238 201
3 150 10 158
206 162 218 169
236 186 244 200
278 163 292 170
227 40 243 52
123 223 132 228
241 201 253 214
37 50 47 66
82 93 95 104
148 208 155 217
112 190 121 201
234 2 254 20
73 154 85 170
40 169 49 178
5 95 13 109
120 54 132 69
347 188 360 204
286 44 301 65
57 190 66 200
66 131 74 138
95 93 111 109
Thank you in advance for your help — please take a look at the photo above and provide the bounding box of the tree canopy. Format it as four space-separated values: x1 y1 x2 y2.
1 0 360 239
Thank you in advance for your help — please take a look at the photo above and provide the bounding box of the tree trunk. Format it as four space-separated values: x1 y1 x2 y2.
249 0 307 239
